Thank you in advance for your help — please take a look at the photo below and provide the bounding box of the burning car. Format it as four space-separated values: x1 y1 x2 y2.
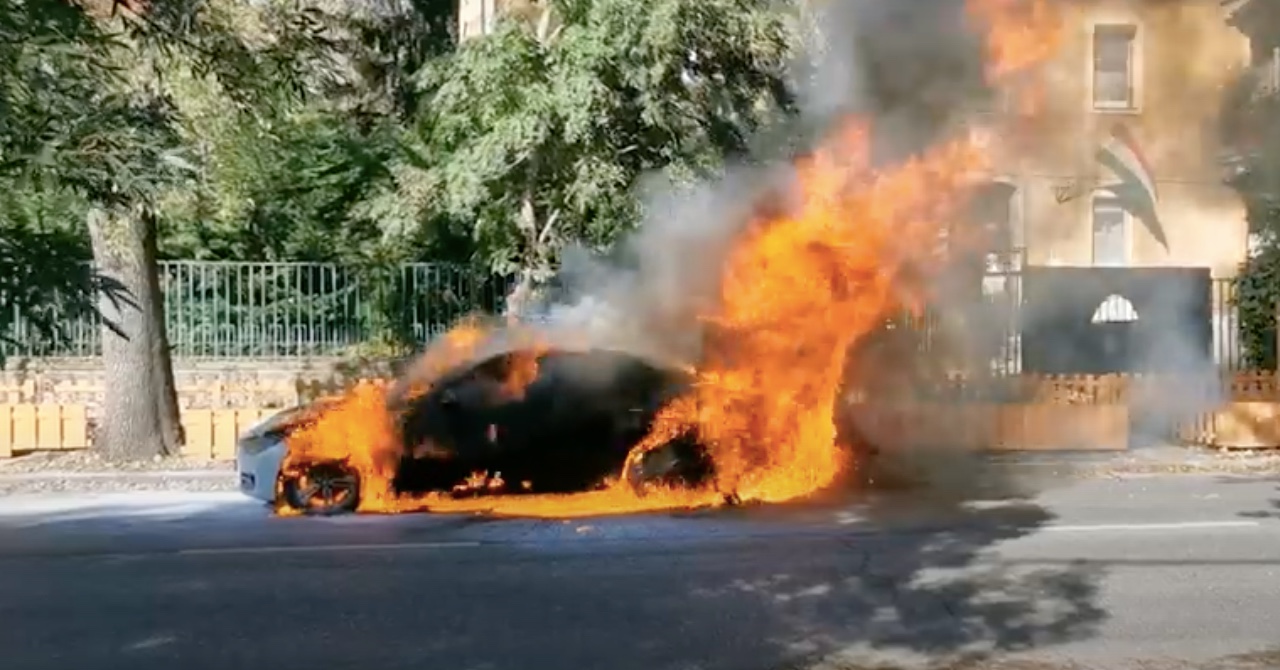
236 346 714 515
235 396 346 506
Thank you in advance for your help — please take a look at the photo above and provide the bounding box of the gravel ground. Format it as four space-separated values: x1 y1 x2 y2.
1031 445 1280 476
0 450 236 495
0 445 1277 497
0 475 237 496
0 450 233 474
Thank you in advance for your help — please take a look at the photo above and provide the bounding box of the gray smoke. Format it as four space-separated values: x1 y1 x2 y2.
485 0 1221 467
803 0 988 165
492 0 1048 496
525 0 996 366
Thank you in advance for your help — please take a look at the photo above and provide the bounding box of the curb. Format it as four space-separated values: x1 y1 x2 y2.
0 470 234 482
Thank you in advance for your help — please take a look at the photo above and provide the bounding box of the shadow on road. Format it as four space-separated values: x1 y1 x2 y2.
1216 475 1280 520
674 452 1105 670
0 454 1109 670
814 647 1280 670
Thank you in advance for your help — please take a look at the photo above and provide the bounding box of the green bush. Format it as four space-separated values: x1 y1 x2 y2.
1235 243 1280 370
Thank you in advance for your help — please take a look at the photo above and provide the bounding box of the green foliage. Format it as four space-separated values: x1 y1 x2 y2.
0 197 99 359
394 0 798 277
0 0 368 360
153 0 462 266
2 0 807 356
0 0 137 363
1223 71 1280 369
160 106 397 261
119 0 337 109
324 0 458 121
1235 202 1280 369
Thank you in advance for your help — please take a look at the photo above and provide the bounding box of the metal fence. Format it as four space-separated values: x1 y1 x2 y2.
0 260 1263 367
2 261 511 358
905 274 1252 375
1212 278 1247 370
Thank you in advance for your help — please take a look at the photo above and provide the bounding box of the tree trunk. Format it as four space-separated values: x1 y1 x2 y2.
504 268 538 320
505 193 558 320
86 205 183 460
142 210 184 453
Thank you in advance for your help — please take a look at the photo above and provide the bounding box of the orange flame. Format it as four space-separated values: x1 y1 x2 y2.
967 0 1064 116
628 123 989 505
499 346 544 401
277 380 401 515
968 0 1063 80
278 0 1060 518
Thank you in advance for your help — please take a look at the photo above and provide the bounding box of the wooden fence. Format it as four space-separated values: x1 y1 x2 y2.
0 404 90 459
1174 371 1280 448
840 373 1130 452
3 372 1280 459
0 372 358 460
847 403 1129 451
0 405 276 460
180 409 276 460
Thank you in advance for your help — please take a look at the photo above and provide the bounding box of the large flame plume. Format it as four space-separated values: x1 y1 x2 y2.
278 0 1062 518
627 122 988 505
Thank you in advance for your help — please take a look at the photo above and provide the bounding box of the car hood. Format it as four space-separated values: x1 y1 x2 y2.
240 398 340 440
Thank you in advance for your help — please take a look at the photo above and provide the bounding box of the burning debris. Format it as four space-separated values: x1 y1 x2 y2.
274 0 1063 518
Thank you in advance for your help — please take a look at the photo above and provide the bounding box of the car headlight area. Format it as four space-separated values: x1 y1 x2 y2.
236 433 288 503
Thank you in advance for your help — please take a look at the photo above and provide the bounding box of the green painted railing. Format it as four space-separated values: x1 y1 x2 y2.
2 261 510 358
1 262 1251 370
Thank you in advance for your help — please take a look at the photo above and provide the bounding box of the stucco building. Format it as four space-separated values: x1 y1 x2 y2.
972 0 1253 279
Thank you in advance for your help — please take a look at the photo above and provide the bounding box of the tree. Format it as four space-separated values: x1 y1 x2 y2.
1219 7 1280 368
0 0 122 366
1 1 188 457
20 34 195 458
385 0 797 314
150 0 472 352
83 0 347 457
159 96 401 262
2 0 347 458
321 0 457 123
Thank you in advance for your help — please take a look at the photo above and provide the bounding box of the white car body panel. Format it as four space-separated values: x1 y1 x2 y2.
236 438 287 503
234 408 305 503
232 396 355 507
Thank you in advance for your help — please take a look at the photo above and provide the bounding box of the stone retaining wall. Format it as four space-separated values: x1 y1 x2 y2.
0 357 398 415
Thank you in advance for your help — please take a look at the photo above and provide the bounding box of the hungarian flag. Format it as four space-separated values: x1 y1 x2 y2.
1095 123 1168 250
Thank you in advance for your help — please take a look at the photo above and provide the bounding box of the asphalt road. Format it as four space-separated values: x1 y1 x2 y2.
0 469 1278 670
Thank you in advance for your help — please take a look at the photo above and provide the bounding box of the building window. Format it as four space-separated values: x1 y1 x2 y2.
1257 46 1280 99
1092 24 1137 110
975 183 1018 271
1091 196 1129 266
969 182 1020 300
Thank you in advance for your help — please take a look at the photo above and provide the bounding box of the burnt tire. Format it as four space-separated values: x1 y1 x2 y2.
280 462 361 516
624 436 713 495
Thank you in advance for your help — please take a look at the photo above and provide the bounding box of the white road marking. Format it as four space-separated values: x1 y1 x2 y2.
174 541 482 556
1044 521 1260 533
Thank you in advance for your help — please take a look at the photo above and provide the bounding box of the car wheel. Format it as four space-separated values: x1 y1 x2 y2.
280 462 361 516
624 436 713 495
